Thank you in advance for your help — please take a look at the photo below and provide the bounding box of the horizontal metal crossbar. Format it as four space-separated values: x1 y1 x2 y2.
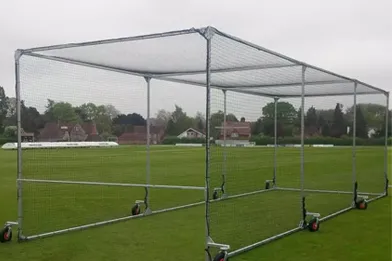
22 28 200 53
154 64 300 77
18 178 205 191
223 80 352 89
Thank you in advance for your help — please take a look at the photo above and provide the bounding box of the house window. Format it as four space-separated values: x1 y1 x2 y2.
231 132 239 138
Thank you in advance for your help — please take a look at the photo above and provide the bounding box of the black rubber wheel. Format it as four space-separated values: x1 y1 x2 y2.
0 227 12 243
212 191 219 200
265 181 270 190
213 251 227 261
131 204 140 216
308 218 319 232
356 199 368 210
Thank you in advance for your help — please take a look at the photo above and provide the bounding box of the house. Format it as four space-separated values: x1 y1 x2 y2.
21 128 35 142
177 128 205 139
38 122 101 142
220 121 251 140
118 125 165 145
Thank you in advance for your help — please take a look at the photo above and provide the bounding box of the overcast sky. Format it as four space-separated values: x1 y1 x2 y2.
0 0 391 119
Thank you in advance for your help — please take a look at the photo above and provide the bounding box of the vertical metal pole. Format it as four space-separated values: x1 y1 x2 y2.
300 66 306 224
222 89 227 196
204 28 213 261
352 82 357 203
144 77 152 214
384 92 389 194
15 50 23 239
273 97 279 187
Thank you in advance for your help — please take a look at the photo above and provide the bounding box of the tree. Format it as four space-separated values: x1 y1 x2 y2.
112 113 146 136
3 126 17 138
104 104 120 120
330 103 347 138
305 106 318 135
6 97 16 118
77 103 98 121
52 102 80 123
113 113 146 126
251 118 263 135
317 114 330 137
349 105 368 138
155 109 172 127
44 100 79 123
261 101 297 137
165 105 194 136
346 103 386 130
262 101 297 123
0 86 9 133
195 111 205 131
374 110 392 138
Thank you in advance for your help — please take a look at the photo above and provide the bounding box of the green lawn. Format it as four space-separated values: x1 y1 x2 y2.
0 145 390 260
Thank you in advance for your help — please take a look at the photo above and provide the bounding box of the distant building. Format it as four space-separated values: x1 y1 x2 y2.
21 128 35 142
177 128 205 139
38 122 101 142
118 125 165 145
220 121 251 140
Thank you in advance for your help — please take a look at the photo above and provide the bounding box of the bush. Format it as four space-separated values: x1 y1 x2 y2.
250 135 390 146
162 136 206 145
0 135 16 145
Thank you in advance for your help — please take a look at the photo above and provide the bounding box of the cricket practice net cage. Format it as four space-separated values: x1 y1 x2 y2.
5 26 389 260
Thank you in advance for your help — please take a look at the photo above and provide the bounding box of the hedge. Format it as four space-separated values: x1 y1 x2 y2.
0 136 17 146
162 136 391 146
162 136 206 145
250 136 392 146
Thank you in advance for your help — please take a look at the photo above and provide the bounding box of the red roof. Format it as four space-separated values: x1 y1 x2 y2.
39 122 99 141
220 121 251 137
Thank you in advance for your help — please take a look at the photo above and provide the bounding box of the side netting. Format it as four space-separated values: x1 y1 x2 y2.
206 32 389 258
207 33 305 257
17 54 206 243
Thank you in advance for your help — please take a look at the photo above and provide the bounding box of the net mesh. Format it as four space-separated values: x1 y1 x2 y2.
18 55 205 238
207 30 388 254
14 27 388 259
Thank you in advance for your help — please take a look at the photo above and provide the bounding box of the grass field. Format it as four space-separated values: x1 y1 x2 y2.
0 145 391 260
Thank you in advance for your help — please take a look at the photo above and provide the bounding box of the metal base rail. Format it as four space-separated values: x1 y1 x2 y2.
227 192 387 259
277 187 383 196
17 185 387 246
19 187 276 242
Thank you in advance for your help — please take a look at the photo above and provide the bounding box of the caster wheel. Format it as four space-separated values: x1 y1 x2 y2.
0 227 12 243
131 204 141 216
213 251 227 261
212 191 219 200
308 218 319 232
265 181 270 190
356 199 368 210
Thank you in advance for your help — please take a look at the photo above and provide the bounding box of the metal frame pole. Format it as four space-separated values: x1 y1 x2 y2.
15 50 24 240
144 77 152 215
384 92 389 194
352 82 357 203
273 97 279 187
300 65 306 225
222 89 227 196
204 28 213 261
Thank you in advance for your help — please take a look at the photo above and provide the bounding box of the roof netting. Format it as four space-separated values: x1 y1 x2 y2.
20 26 387 98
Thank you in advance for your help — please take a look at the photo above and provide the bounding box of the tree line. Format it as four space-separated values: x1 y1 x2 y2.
0 86 390 141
